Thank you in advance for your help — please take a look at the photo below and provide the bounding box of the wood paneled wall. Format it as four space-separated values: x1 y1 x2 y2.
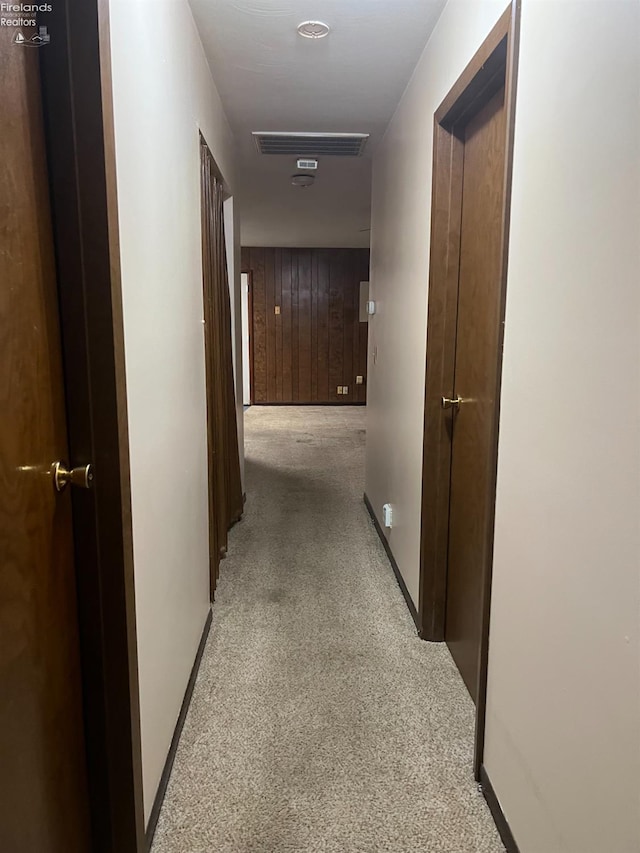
241 247 369 404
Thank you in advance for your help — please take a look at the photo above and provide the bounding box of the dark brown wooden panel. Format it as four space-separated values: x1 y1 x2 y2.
251 248 267 402
311 251 319 400
298 249 313 401
291 252 299 400
317 250 330 400
275 249 283 402
328 250 345 403
265 249 276 402
242 248 369 404
281 249 293 401
343 250 355 400
355 251 370 403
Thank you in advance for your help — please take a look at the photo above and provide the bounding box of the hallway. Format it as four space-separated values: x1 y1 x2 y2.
151 407 503 852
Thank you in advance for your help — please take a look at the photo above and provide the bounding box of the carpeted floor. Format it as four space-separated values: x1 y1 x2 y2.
151 406 504 853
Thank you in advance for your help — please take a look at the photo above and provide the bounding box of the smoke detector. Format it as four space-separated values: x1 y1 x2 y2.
291 174 315 188
297 21 330 39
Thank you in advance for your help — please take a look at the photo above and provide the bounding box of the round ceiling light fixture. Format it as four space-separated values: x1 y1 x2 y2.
291 174 315 188
297 20 330 39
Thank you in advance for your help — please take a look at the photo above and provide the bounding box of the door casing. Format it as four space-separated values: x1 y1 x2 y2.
37 0 145 849
417 0 521 777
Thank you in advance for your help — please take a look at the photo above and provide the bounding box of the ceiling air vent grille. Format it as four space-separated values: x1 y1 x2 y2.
253 132 369 157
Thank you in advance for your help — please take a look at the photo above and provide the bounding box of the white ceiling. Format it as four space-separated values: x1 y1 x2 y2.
189 0 447 247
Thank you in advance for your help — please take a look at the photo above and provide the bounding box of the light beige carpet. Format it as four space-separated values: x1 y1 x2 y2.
151 406 504 853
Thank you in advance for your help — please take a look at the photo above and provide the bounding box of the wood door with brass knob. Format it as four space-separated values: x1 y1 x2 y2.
444 85 508 701
0 38 91 852
419 4 518 774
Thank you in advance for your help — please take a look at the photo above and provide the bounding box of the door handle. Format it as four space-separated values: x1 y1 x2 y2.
52 461 94 492
441 395 463 410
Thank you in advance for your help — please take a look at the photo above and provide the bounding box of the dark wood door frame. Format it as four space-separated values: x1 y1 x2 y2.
417 0 521 778
38 0 145 850
200 135 244 598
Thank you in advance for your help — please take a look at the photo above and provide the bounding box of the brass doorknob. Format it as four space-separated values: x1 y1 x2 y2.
441 395 463 410
52 461 94 492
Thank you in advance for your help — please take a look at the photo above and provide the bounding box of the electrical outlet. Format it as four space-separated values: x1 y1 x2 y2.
356 375 363 385
337 386 343 395
343 385 349 395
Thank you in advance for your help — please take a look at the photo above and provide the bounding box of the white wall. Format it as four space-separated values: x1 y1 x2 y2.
225 197 237 388
238 158 372 248
365 0 509 605
108 0 242 821
484 3 640 851
368 0 640 850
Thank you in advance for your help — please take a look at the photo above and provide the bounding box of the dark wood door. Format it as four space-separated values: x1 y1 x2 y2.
200 137 243 591
0 40 91 852
444 85 507 701
241 247 369 404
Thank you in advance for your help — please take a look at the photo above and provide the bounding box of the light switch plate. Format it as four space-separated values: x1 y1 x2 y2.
356 375 363 385
274 305 281 315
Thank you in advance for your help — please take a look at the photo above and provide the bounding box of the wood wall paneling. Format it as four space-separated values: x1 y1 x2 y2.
252 248 267 403
328 250 344 403
357 251 370 403
317 250 330 400
298 249 312 401
242 248 369 405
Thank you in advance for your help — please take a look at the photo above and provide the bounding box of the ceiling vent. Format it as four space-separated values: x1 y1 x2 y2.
253 132 369 157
